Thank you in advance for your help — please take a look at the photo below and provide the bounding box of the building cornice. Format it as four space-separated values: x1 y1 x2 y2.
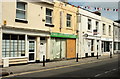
2 25 50 33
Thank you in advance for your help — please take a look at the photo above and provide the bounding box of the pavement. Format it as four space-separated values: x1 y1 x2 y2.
0 54 119 78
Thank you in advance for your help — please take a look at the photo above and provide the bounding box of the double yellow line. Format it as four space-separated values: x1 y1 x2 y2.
3 57 117 78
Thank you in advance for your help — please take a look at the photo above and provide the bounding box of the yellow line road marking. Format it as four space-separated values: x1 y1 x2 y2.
3 57 117 78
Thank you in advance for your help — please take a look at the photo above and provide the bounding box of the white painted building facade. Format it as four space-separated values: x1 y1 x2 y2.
113 22 120 53
0 0 54 67
77 8 118 58
101 17 114 55
77 8 102 58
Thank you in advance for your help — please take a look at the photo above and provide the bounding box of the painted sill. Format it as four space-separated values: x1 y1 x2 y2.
45 23 54 27
87 30 92 33
66 27 73 30
15 19 28 23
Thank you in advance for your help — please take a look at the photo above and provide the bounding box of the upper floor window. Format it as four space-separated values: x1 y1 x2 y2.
109 25 111 36
103 24 106 35
46 8 53 24
66 14 72 27
115 27 118 37
96 21 99 32
88 19 92 31
16 1 27 20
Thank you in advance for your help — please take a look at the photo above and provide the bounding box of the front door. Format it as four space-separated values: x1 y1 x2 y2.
40 40 46 61
88 40 91 53
28 40 36 62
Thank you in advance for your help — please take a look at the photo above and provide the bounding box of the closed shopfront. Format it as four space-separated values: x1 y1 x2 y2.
102 41 112 53
50 32 77 60
50 38 66 60
66 39 76 58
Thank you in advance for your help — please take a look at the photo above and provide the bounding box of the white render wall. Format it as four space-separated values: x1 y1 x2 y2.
101 17 113 39
0 1 1 24
113 22 120 53
78 8 102 57
0 28 2 65
114 22 120 42
2 0 53 31
101 17 114 55
0 1 2 66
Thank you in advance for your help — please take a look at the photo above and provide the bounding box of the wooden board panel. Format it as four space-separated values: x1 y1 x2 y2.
67 39 76 58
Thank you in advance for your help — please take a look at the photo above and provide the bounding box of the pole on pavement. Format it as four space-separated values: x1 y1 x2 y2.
110 42 112 58
97 52 98 59
110 52 112 58
76 53 78 62
97 44 98 59
43 55 45 67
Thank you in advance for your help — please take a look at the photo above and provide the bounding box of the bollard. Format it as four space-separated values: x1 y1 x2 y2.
97 45 99 59
43 55 45 67
76 53 78 62
110 52 112 58
97 52 98 59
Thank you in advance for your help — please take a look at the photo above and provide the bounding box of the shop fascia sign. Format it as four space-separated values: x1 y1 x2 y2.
51 32 77 38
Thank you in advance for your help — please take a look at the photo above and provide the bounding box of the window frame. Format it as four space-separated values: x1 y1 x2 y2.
109 25 111 36
16 1 27 21
66 14 72 28
96 21 99 32
103 23 106 35
88 19 92 31
2 34 26 58
46 8 53 25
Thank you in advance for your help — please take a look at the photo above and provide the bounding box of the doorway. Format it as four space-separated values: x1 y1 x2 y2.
40 37 46 61
28 40 36 62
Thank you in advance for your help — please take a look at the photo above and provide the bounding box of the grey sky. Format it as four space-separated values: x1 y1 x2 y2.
68 0 119 20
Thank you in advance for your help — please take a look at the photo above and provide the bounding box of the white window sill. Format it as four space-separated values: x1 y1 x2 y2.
66 27 72 30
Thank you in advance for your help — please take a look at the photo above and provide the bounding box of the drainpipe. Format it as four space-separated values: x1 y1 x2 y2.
112 23 115 55
77 9 81 58
60 11 62 59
